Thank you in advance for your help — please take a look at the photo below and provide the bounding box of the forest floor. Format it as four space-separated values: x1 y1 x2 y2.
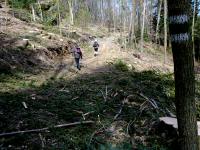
1 4 200 150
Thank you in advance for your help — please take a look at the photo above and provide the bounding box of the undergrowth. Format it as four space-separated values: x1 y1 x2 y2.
0 62 178 149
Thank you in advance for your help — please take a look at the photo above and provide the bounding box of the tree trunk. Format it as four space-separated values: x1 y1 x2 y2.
137 0 141 34
57 0 62 36
31 4 36 22
140 0 146 52
164 0 168 64
167 0 198 149
113 2 116 33
192 0 196 62
156 0 163 45
107 0 112 32
128 0 136 48
37 0 43 21
68 0 74 26
101 0 104 26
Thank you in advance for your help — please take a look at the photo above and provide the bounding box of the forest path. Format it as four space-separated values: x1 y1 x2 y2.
53 34 173 79
81 36 121 73
79 35 173 74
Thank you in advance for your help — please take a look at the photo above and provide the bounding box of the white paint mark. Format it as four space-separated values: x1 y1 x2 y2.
169 15 189 24
171 33 189 43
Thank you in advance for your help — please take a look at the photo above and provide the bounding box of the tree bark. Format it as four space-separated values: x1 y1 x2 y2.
140 0 146 52
164 0 168 64
57 0 62 36
167 0 198 149
129 0 136 48
31 4 36 22
68 0 74 26
37 0 43 21
156 0 163 45
192 0 196 62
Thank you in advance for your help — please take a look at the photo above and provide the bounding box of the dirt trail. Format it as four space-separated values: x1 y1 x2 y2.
53 34 174 79
81 36 120 73
78 35 173 74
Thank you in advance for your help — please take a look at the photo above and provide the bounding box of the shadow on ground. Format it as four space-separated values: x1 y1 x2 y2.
0 64 176 150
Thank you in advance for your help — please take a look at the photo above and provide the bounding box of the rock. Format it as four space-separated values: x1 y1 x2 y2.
133 53 141 59
159 117 200 136
68 31 81 40
127 64 134 70
150 117 179 149
79 36 89 43
48 35 52 39
0 59 12 73
14 39 29 49
47 46 62 54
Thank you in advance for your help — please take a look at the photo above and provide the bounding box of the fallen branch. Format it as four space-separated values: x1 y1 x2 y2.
100 86 109 102
114 100 125 120
139 93 158 109
100 90 107 102
22 102 28 109
0 121 94 137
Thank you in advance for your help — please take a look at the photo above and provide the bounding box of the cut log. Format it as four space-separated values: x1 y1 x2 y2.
14 39 29 49
159 117 200 136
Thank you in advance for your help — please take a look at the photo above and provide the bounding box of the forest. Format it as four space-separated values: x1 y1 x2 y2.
0 0 200 149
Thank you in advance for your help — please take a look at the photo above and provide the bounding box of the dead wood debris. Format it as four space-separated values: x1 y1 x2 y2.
0 121 94 137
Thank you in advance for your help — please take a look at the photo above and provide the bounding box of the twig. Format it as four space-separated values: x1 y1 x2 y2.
139 93 158 109
72 97 79 101
83 111 95 117
105 85 108 101
73 110 94 120
114 101 125 120
0 121 94 137
166 108 176 117
100 86 109 102
22 102 28 109
39 133 45 148
88 126 105 147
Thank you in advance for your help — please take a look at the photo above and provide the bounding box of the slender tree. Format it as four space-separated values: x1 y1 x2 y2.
128 0 136 48
156 0 163 46
68 0 74 26
168 0 198 149
37 0 43 21
57 0 62 35
140 0 146 52
31 4 36 22
164 0 167 64
192 0 197 61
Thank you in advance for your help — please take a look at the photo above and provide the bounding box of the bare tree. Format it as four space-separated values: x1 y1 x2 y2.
155 0 163 45
140 0 146 52
164 0 167 64
68 0 74 26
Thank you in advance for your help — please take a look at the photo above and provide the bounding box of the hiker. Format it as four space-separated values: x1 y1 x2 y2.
93 39 99 56
73 45 83 70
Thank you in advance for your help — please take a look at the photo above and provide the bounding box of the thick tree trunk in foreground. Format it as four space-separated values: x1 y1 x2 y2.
168 0 198 149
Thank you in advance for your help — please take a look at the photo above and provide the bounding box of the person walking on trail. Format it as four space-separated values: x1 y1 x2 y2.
93 39 99 57
73 45 83 70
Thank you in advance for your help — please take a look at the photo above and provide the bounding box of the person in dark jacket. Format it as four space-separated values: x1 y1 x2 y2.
93 39 99 56
73 46 83 70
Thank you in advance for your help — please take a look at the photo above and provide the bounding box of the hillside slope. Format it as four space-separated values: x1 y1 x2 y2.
0 3 188 150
